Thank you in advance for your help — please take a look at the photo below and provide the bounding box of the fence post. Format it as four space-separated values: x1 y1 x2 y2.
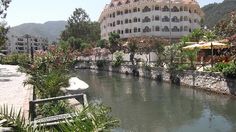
29 101 36 121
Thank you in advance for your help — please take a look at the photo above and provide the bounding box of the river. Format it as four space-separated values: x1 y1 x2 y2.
72 70 236 132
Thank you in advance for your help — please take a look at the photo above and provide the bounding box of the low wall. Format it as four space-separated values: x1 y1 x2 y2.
76 61 236 96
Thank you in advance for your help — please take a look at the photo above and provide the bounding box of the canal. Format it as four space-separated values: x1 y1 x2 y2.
72 70 236 132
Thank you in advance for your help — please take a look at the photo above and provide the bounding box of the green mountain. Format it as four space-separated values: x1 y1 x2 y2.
202 0 236 28
8 21 67 42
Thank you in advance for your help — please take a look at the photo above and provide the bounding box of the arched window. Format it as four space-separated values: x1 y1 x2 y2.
117 2 122 6
180 16 183 21
143 16 151 23
171 6 179 12
180 26 183 32
180 6 183 11
117 30 121 34
162 6 169 12
184 16 188 21
155 16 159 21
125 28 129 33
184 6 188 11
117 20 120 25
133 17 138 22
143 6 151 12
172 16 179 22
172 26 179 32
143 26 151 33
133 7 137 12
110 3 114 7
184 26 188 31
155 5 160 10
162 16 170 22
134 27 138 33
162 26 169 32
125 19 129 24
126 0 130 4
125 9 129 14
155 26 160 31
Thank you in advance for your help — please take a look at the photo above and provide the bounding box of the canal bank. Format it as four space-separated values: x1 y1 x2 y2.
75 61 236 96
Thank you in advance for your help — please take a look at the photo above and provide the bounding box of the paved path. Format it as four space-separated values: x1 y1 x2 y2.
0 64 31 118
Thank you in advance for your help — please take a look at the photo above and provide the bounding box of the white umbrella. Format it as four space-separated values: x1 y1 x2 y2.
66 77 89 91
0 53 5 56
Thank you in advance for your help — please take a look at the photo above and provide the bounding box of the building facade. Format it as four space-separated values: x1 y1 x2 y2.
7 35 49 54
99 0 204 40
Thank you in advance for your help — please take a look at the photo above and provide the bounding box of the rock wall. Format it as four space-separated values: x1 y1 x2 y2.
76 61 236 96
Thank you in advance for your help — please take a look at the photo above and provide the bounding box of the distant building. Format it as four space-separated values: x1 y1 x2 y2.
7 35 49 54
99 0 204 40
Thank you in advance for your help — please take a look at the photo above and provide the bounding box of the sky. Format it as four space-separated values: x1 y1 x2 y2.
6 0 224 27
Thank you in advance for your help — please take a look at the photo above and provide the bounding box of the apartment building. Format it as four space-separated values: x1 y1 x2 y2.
7 35 49 54
99 0 204 40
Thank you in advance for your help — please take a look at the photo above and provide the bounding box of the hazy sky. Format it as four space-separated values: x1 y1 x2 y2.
6 0 224 27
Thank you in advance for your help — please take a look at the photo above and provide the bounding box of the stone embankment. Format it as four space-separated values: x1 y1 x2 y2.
76 61 236 96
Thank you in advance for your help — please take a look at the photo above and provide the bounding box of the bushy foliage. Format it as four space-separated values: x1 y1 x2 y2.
38 100 73 117
1 53 30 66
57 103 119 132
96 60 107 68
177 64 192 71
97 39 109 48
205 61 236 78
61 8 100 43
182 48 199 69
208 62 231 72
222 62 236 78
112 51 123 67
0 105 44 132
20 44 78 117
0 103 119 131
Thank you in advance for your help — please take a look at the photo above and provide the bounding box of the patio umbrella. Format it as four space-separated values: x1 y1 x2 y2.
182 43 202 50
198 42 230 49
182 42 230 50
66 77 89 91
0 53 6 56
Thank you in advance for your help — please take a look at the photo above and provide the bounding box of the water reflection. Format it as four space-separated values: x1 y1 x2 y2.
72 70 236 132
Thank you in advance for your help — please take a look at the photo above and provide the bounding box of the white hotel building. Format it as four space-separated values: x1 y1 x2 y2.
7 35 49 54
99 0 204 40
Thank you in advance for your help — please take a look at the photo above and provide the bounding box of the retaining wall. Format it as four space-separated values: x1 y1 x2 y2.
76 61 236 96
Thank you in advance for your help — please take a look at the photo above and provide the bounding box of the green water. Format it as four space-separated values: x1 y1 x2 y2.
73 70 236 132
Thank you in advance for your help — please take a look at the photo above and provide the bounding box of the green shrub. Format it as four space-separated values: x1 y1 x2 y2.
211 62 231 72
2 53 30 65
96 60 107 68
112 51 123 67
144 64 152 71
176 64 196 71
38 100 73 117
222 63 236 78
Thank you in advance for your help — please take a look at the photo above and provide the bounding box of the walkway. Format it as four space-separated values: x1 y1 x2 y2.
0 64 31 118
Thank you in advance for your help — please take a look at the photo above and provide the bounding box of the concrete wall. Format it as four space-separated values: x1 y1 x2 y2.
76 61 236 96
